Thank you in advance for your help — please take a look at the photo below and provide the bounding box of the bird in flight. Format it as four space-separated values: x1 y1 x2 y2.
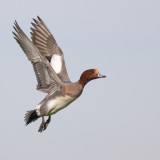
13 16 106 132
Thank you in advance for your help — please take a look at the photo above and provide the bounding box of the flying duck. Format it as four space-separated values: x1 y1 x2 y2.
13 16 106 132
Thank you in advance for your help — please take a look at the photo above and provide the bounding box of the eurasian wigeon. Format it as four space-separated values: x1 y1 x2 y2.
13 16 106 132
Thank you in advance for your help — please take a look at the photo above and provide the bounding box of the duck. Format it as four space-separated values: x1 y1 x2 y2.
13 16 106 132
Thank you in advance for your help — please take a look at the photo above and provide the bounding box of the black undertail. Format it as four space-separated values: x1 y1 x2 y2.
24 110 39 125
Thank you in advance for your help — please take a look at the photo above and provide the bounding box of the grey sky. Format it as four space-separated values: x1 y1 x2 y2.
0 0 160 160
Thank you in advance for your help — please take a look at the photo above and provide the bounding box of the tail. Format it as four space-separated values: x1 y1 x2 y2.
24 110 39 125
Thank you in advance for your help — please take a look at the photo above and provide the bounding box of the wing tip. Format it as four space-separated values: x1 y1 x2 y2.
37 16 42 22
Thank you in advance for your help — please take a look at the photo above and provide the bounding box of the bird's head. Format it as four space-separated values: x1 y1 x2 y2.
79 69 106 87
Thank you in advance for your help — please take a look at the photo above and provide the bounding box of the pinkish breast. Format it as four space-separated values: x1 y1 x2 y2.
62 83 83 98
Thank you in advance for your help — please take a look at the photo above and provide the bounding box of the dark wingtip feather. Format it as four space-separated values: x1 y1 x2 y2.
14 20 18 28
30 27 36 32
33 18 39 24
14 21 22 33
14 20 17 25
12 31 16 36
13 37 18 42
31 22 37 29
37 16 42 22
13 26 18 33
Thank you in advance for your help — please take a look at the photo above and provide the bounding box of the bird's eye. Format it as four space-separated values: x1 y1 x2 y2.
91 70 95 74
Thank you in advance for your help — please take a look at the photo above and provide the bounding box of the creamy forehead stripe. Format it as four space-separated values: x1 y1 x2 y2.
51 55 62 74
95 69 99 74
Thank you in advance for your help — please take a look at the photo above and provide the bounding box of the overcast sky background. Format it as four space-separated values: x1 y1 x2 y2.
0 0 160 160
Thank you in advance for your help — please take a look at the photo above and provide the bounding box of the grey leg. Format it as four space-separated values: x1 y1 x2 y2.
38 116 45 132
43 116 51 131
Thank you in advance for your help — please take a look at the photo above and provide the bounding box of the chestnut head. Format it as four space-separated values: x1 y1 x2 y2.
79 69 106 87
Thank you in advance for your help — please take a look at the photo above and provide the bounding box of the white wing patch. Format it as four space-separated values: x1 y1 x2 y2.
51 55 62 74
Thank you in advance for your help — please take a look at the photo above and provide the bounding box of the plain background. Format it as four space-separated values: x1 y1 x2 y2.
0 0 160 159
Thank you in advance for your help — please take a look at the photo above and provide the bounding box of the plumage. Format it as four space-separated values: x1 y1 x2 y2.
13 21 61 94
13 17 106 132
30 17 70 83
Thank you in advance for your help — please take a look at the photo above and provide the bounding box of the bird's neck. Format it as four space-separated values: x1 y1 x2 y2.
79 77 89 88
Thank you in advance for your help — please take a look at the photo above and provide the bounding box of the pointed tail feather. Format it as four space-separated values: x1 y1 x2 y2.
24 110 39 125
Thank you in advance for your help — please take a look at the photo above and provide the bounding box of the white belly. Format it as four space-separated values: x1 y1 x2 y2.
35 104 41 116
47 95 76 115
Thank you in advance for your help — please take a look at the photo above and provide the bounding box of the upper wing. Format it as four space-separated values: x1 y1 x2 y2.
13 21 61 93
30 16 71 83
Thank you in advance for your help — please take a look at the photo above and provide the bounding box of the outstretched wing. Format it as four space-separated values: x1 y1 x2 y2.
30 16 71 83
13 21 61 93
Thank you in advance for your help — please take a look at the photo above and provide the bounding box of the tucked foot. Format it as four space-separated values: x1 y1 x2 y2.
38 122 45 132
43 116 51 131
38 116 46 133
38 116 51 132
